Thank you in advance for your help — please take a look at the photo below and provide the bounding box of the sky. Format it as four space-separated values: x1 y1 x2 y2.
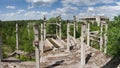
0 0 120 21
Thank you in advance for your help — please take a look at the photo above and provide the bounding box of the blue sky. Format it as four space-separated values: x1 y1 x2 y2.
0 0 120 21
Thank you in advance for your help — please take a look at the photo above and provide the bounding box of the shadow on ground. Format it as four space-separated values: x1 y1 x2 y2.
45 60 64 68
2 59 21 62
102 57 120 68
86 53 92 64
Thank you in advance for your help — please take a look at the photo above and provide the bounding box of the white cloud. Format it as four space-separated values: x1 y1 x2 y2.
77 3 120 20
6 5 15 9
49 6 78 19
5 13 15 17
116 2 120 5
87 7 94 12
28 5 34 9
1 1 120 21
51 6 78 15
0 10 49 21
61 0 114 6
0 5 78 21
26 0 57 7
24 11 38 16
17 10 26 14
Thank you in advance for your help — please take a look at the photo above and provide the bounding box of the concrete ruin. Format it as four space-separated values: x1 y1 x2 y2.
80 16 108 52
0 15 109 68
81 16 108 26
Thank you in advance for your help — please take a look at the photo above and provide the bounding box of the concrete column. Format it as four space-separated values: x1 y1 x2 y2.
0 36 2 62
43 16 46 55
100 22 103 51
40 24 44 54
104 23 108 53
87 22 90 46
96 16 100 26
81 23 86 67
16 23 19 50
43 16 46 41
59 16 62 39
33 24 40 68
67 21 70 52
73 16 76 38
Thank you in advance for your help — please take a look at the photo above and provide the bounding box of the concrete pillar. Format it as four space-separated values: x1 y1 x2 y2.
40 24 44 54
33 24 40 68
0 36 2 62
67 21 70 52
16 23 19 50
104 23 108 53
96 16 100 26
59 16 62 39
43 16 46 41
73 16 76 38
100 22 103 51
87 22 90 46
81 23 86 67
43 16 46 54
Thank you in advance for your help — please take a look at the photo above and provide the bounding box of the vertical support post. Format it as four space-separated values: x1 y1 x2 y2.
87 22 90 46
81 22 86 67
43 15 46 55
0 36 2 62
100 22 103 51
59 16 62 39
67 20 70 52
33 24 40 68
40 24 44 54
96 16 101 26
104 23 108 53
16 23 19 50
43 16 46 42
73 16 76 38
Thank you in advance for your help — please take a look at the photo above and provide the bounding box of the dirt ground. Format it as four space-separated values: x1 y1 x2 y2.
0 46 120 68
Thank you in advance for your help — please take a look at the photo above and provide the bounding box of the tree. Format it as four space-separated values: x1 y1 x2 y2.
107 15 120 56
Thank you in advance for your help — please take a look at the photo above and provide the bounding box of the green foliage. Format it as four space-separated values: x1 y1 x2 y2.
46 17 57 35
16 55 35 61
1 20 35 58
90 22 100 31
107 15 120 56
61 20 67 39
